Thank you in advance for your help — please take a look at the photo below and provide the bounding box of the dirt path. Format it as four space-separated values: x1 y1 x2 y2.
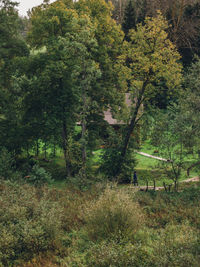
135 176 200 191
135 151 199 190
182 176 199 183
136 151 170 162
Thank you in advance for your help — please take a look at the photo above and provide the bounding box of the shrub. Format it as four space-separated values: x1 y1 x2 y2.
100 147 136 183
153 222 200 267
135 189 200 228
83 186 144 241
27 164 53 187
84 222 200 267
0 182 63 266
0 147 16 180
85 240 154 267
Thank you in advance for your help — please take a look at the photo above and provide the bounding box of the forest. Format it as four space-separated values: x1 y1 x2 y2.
0 0 200 266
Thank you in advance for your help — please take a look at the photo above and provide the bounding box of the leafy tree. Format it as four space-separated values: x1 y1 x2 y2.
141 0 200 66
75 0 128 112
25 1 104 176
0 0 29 154
177 57 200 175
0 0 28 89
116 12 182 176
75 0 128 151
25 0 128 177
150 107 185 191
122 0 137 38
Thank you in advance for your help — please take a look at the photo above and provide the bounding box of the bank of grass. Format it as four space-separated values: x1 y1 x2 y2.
1 180 199 267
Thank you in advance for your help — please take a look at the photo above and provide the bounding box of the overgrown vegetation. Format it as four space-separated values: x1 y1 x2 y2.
1 0 200 265
0 181 199 266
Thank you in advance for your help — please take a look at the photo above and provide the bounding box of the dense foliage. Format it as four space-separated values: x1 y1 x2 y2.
0 0 200 265
0 182 199 266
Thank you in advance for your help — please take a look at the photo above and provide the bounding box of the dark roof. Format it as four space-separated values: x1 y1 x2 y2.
104 93 132 125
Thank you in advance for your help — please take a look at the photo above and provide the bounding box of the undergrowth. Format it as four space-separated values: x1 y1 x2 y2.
0 180 199 266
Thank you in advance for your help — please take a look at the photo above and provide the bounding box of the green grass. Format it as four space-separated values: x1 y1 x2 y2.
91 149 103 164
135 140 199 185
135 153 159 168
22 137 199 188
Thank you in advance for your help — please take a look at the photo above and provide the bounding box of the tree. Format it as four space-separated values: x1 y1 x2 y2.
122 0 137 38
116 12 182 176
0 0 28 89
122 0 147 38
143 0 200 66
26 0 128 177
177 57 200 175
25 1 104 176
0 0 29 154
121 0 200 66
150 56 200 187
75 0 128 111
105 0 127 24
150 107 185 191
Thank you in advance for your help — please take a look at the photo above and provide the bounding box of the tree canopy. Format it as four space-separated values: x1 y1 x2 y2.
117 11 182 176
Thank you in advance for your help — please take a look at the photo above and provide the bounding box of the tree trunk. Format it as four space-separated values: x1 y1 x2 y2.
81 120 87 168
36 140 39 157
115 79 149 177
145 180 149 192
62 120 71 177
44 141 47 159
81 87 87 172
80 72 88 178
163 182 167 192
174 180 178 192
168 184 172 192
53 142 56 158
121 79 149 159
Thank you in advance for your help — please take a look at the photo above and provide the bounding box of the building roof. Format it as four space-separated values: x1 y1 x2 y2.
103 93 132 125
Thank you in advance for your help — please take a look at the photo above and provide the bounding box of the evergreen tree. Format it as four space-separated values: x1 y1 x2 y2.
122 0 147 39
122 0 137 38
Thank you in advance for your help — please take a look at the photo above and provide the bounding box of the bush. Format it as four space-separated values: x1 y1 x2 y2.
83 186 144 241
135 189 200 228
0 148 16 180
85 240 154 267
0 182 63 266
100 147 136 183
26 164 53 187
84 222 200 267
153 222 200 267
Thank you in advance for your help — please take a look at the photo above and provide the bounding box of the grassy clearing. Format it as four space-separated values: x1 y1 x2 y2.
23 138 199 188
135 140 199 186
